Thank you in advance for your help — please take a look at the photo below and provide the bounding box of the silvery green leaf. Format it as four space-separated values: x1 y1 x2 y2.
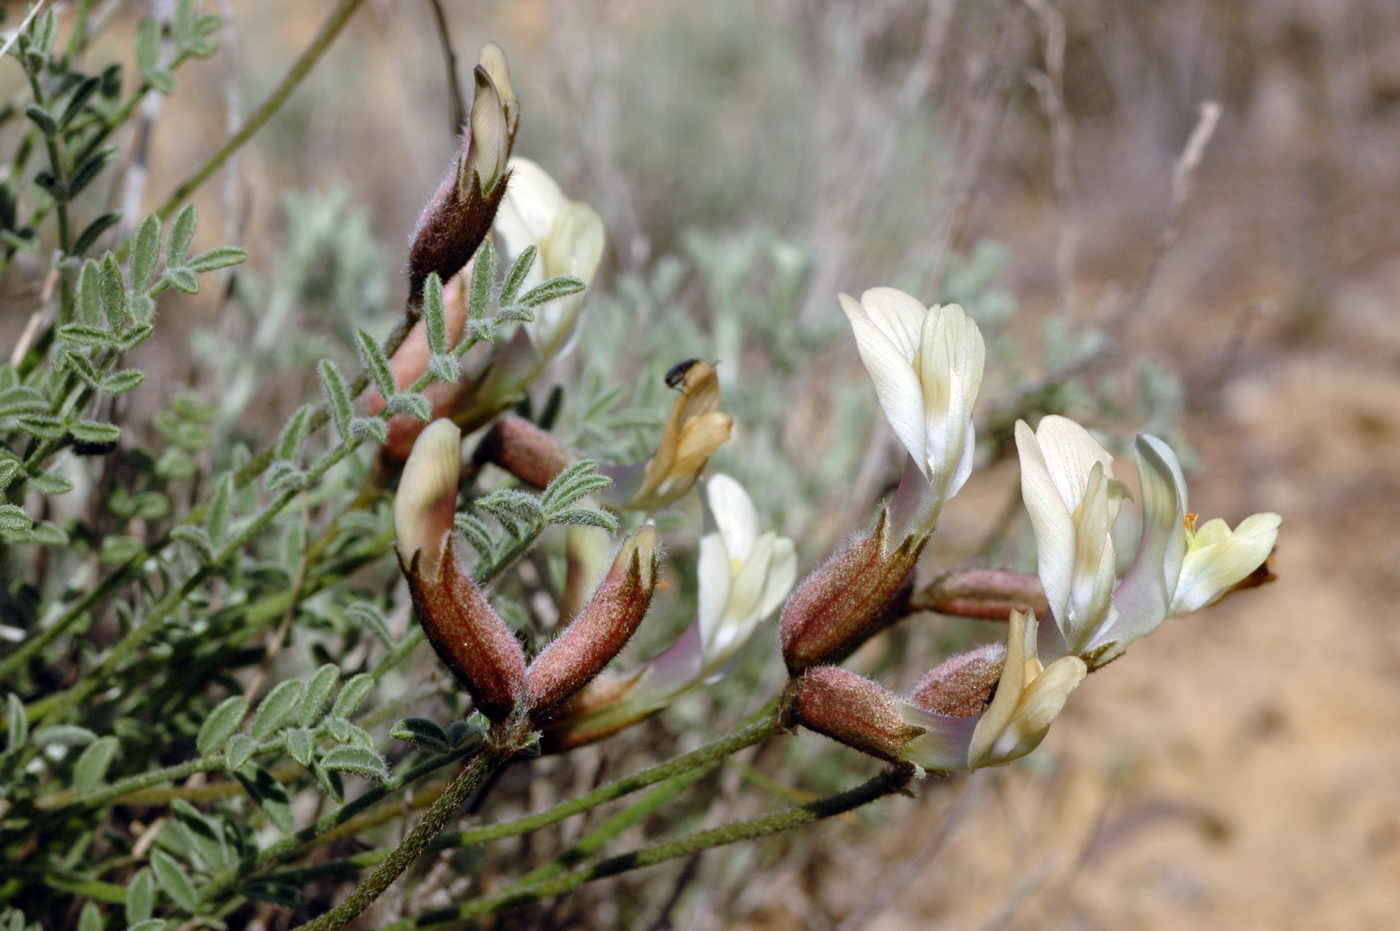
345 601 392 647
98 252 128 329
298 664 339 727
389 718 450 753
284 728 314 767
33 725 96 748
69 420 120 444
130 215 162 288
187 246 245 273
469 240 495 324
320 746 390 784
165 266 199 294
354 328 395 399
0 506 32 535
168 204 198 265
499 244 536 306
0 386 47 416
99 369 144 394
250 680 305 740
223 734 255 772
518 275 584 308
317 360 353 442
421 271 447 354
330 673 375 720
548 507 619 533
5 693 28 756
234 765 294 832
385 392 430 422
197 695 248 757
349 417 387 444
150 849 198 912
72 736 119 792
126 867 155 923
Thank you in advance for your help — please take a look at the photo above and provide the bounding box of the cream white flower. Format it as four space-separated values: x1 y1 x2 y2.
693 474 798 677
1017 415 1281 661
965 609 1086 768
493 157 605 363
898 609 1085 770
542 476 794 749
1169 512 1281 616
840 288 985 501
392 419 461 573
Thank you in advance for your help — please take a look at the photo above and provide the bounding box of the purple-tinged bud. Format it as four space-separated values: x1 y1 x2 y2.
407 49 516 300
401 537 527 722
909 643 1005 718
476 415 571 489
393 419 462 575
779 509 924 674
912 568 1047 621
526 526 659 717
791 667 926 763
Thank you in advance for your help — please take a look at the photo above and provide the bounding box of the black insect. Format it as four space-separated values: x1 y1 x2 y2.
664 358 703 389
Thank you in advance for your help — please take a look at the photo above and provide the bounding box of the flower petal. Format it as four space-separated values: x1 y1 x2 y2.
842 292 928 474
968 608 1031 769
1016 420 1077 630
1169 512 1281 615
1110 434 1187 646
705 473 759 561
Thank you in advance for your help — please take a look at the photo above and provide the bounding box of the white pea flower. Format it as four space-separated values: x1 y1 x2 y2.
493 157 605 363
1017 415 1281 663
898 609 1085 771
840 288 985 502
540 475 795 750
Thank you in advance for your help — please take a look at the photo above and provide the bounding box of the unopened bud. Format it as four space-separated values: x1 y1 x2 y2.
408 49 516 300
477 42 518 141
402 537 527 722
476 415 570 488
911 568 1047 620
393 419 462 574
792 666 925 763
526 525 659 716
779 510 924 673
909 643 1004 718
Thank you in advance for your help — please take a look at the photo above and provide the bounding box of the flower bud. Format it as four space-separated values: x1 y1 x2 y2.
779 509 924 673
911 568 1047 620
526 525 659 717
393 419 462 575
475 415 571 489
791 667 926 763
402 537 527 723
909 643 1004 718
408 49 517 300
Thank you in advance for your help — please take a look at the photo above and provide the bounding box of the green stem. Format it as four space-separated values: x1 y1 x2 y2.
149 0 366 223
294 744 512 931
396 766 913 928
515 762 716 887
259 714 780 888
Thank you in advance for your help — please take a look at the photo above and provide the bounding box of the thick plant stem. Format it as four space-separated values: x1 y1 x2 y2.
151 0 367 222
294 746 511 931
392 766 914 928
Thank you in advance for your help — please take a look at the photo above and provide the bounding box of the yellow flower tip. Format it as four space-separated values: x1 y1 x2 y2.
393 419 462 570
629 360 732 511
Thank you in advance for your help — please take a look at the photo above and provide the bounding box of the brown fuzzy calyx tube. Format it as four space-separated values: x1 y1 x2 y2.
911 568 1047 620
526 526 659 717
406 53 516 300
402 537 527 722
792 666 926 763
476 415 571 489
909 643 1005 718
779 509 924 674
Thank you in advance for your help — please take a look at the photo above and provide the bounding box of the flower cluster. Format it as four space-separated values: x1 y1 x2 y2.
783 287 1280 770
380 76 1278 775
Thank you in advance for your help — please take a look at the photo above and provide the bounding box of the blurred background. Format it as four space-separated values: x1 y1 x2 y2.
8 0 1399 927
